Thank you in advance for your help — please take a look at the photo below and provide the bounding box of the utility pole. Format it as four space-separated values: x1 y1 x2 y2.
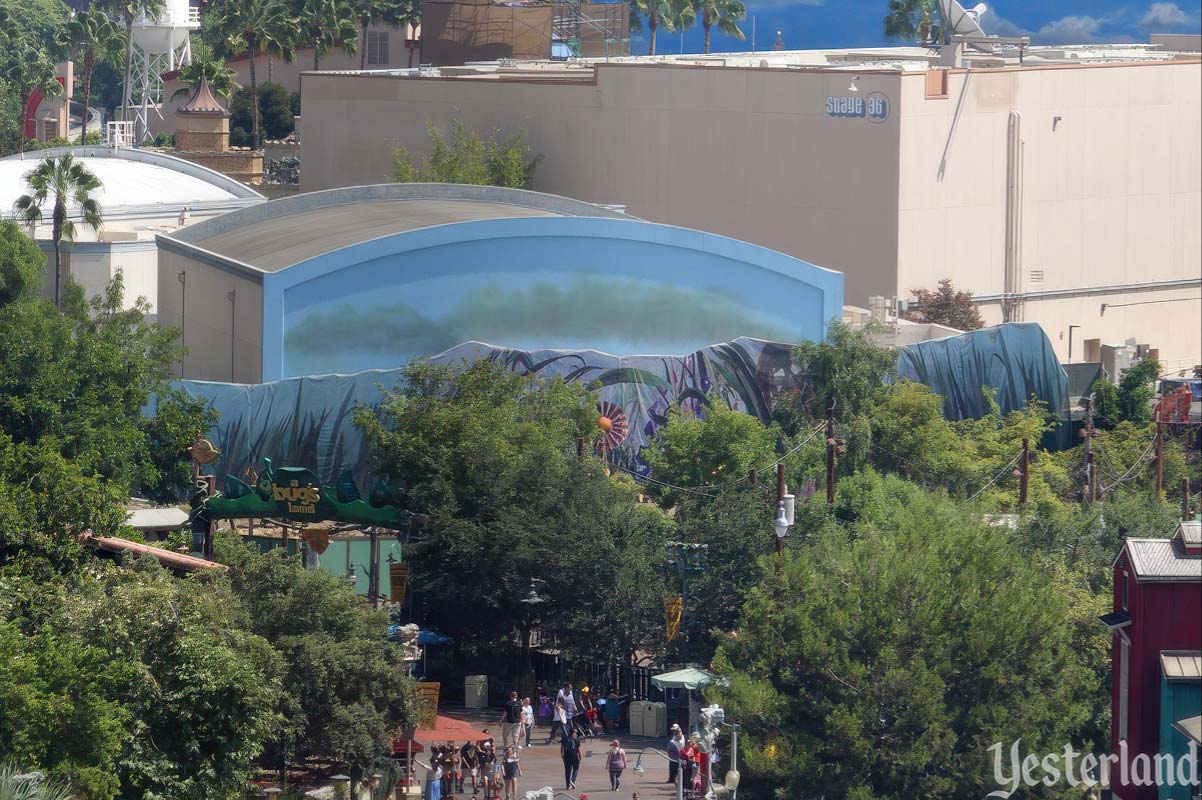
775 463 786 557
748 468 757 486
1019 438 1030 506
1083 397 1096 503
1182 478 1192 521
1154 418 1164 500
825 405 836 505
368 528 380 608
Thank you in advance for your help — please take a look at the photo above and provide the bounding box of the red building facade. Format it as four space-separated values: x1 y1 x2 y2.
1105 521 1202 799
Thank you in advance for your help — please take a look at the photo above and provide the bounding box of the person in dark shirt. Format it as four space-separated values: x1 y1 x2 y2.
500 690 523 751
460 740 480 793
560 730 581 790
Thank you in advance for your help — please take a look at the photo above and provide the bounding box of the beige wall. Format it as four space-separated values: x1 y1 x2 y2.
157 249 264 383
300 64 904 304
155 24 419 138
898 61 1202 367
298 59 1200 369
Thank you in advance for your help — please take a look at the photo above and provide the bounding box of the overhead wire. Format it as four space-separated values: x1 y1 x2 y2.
1099 436 1157 494
967 450 1024 502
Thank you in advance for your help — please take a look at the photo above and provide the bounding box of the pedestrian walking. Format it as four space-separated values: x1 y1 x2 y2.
560 728 581 790
520 697 534 748
557 682 577 721
424 759 444 800
538 692 551 727
547 697 567 744
500 691 523 751
666 724 684 785
605 739 628 791
459 740 480 793
501 745 522 800
479 739 496 788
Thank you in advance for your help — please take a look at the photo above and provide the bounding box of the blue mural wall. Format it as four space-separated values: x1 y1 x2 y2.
261 216 843 380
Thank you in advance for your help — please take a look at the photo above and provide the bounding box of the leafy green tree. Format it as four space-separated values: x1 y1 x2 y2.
642 400 778 507
209 0 295 149
0 42 64 130
216 534 417 786
12 153 104 308
901 278 984 330
61 9 125 145
357 360 660 683
0 220 44 305
694 0 744 54
391 120 541 189
0 619 128 800
711 492 1100 799
53 560 283 800
230 81 295 144
778 320 897 432
883 0 939 43
140 390 219 504
1116 357 1160 425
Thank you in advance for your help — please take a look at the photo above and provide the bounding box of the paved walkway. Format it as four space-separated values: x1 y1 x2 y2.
435 709 686 800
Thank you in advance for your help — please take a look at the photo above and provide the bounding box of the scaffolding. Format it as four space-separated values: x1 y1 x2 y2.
551 0 629 59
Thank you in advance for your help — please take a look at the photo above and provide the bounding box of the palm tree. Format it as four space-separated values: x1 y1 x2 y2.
352 0 401 70
694 0 744 54
13 154 104 309
295 0 359 71
62 9 126 144
210 0 296 150
1 43 65 131
169 40 240 101
883 0 939 43
98 0 166 137
0 763 76 800
395 0 421 67
630 0 686 55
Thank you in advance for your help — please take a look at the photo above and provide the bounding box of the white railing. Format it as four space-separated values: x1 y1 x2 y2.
106 120 134 148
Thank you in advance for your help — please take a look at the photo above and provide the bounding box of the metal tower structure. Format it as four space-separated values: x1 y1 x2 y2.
125 0 199 142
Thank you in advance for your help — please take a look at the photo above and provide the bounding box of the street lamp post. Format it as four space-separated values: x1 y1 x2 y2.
662 541 708 643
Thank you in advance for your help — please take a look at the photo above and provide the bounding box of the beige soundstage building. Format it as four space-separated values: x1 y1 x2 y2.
299 39 1202 373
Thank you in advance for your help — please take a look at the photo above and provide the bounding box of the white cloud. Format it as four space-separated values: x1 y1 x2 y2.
986 13 1031 37
1138 1 1200 29
1032 14 1106 44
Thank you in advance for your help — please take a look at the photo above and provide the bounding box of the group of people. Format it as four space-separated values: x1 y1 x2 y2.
665 724 706 794
424 738 522 800
541 682 625 744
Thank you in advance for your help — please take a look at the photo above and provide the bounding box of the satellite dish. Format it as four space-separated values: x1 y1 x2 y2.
937 0 994 52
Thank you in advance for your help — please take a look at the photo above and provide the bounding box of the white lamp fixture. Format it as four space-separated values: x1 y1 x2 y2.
848 75 861 92
773 502 789 539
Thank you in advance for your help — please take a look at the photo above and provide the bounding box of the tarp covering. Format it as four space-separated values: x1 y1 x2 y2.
152 325 1074 490
895 323 1069 422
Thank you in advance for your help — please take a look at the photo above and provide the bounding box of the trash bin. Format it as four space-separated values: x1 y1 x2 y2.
628 700 647 737
646 701 667 738
465 675 488 709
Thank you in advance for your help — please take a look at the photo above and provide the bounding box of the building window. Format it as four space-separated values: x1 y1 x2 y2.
1121 569 1129 610
367 30 389 65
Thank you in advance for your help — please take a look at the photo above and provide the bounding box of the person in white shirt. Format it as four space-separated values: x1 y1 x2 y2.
520 697 534 748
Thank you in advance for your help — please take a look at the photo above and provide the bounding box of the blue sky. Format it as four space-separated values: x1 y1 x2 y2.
629 0 1202 55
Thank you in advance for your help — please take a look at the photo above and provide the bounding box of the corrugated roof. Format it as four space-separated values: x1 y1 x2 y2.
1160 651 1202 681
1181 520 1201 547
1124 537 1202 581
